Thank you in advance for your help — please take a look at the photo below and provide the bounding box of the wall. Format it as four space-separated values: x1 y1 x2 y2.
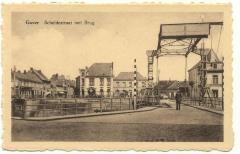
81 77 113 97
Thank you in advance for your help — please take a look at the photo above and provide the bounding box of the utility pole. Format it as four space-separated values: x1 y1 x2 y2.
156 55 159 85
133 59 137 110
185 55 187 82
222 57 224 110
156 55 159 96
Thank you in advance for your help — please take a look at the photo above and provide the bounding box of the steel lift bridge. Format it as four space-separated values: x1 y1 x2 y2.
144 22 223 106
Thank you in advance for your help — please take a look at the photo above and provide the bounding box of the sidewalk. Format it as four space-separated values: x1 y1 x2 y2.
183 103 223 115
12 107 158 121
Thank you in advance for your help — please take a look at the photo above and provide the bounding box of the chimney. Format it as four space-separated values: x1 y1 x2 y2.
23 70 27 74
13 65 16 72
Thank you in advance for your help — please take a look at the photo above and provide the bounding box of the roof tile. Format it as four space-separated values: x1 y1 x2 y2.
114 72 146 81
87 63 113 77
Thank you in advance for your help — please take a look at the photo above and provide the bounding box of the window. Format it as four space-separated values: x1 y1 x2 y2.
100 88 104 96
202 63 206 69
81 72 85 76
213 63 217 69
115 89 119 95
116 81 119 87
82 78 85 86
212 75 218 84
81 89 85 96
107 88 111 97
123 82 126 87
129 82 132 87
212 89 218 98
100 78 104 86
202 55 207 61
107 78 111 86
142 82 146 87
89 78 95 86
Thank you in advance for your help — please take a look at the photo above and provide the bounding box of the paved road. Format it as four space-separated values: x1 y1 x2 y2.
12 100 223 142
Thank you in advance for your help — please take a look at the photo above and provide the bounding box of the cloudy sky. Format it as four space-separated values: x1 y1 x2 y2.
11 12 223 80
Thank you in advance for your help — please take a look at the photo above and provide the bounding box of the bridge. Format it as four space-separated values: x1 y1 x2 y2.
12 99 223 142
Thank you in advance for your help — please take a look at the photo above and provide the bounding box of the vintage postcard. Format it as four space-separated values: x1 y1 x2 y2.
2 4 233 151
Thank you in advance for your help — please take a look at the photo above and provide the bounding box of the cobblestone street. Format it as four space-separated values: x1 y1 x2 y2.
12 100 223 142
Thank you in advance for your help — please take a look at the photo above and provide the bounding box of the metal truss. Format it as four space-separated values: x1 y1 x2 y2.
153 22 223 58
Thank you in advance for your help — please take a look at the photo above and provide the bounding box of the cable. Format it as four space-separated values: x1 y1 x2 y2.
216 25 223 53
210 27 213 50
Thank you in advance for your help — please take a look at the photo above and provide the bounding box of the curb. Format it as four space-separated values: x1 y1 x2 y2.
12 107 158 121
183 103 223 115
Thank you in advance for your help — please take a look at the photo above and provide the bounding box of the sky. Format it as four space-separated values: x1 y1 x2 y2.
11 12 223 80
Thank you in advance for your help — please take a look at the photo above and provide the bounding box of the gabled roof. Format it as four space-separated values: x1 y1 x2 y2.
188 49 221 72
210 49 220 62
86 63 113 77
167 81 189 90
30 68 49 82
188 61 201 72
154 80 189 90
114 72 147 81
154 80 175 90
13 71 42 83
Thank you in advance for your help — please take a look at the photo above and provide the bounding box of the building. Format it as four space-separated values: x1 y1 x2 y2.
11 67 50 99
166 81 190 98
29 67 51 95
113 72 147 97
188 49 223 99
77 63 114 97
154 80 189 99
50 74 76 98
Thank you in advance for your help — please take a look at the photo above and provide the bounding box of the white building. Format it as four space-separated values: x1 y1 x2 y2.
77 63 114 97
113 72 147 97
188 49 223 98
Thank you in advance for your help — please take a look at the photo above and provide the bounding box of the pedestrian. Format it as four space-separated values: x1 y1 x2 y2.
175 90 182 110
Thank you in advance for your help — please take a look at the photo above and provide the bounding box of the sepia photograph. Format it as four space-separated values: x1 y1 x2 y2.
2 4 233 151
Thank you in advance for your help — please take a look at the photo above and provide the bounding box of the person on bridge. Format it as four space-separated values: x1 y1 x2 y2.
175 91 182 110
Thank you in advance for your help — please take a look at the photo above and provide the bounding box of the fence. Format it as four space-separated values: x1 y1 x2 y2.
137 96 161 108
12 97 134 118
182 97 223 111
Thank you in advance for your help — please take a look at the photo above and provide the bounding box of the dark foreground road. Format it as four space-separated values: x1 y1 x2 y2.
12 101 223 142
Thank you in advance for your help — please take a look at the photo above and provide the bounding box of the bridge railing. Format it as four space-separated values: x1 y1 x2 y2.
136 96 161 108
12 97 134 118
182 97 223 111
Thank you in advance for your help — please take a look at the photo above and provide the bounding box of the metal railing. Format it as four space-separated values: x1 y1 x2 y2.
137 96 161 108
182 97 223 111
12 97 134 118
